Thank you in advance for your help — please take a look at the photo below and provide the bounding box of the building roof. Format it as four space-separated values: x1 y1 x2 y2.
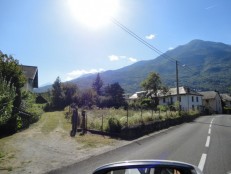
129 87 201 100
163 86 201 96
21 65 37 79
129 91 146 100
20 65 38 88
220 94 231 102
199 91 218 100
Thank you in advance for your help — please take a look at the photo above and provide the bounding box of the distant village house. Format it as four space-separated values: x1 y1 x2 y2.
158 86 203 112
129 86 203 112
199 91 222 114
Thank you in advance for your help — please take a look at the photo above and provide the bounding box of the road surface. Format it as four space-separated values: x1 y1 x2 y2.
48 115 231 174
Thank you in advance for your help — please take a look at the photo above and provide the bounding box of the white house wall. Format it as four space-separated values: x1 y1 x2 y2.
159 95 202 111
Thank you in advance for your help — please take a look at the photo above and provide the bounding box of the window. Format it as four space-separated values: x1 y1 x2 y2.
163 97 166 103
192 96 194 102
192 105 195 110
196 96 198 102
179 96 181 102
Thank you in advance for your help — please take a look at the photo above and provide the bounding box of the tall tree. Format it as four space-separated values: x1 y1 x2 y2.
51 77 64 110
92 73 103 95
141 72 162 108
104 82 126 109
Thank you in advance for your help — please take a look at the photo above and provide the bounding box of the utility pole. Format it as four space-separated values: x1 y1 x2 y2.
176 61 181 115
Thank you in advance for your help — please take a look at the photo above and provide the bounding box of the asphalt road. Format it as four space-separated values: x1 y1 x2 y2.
48 115 231 174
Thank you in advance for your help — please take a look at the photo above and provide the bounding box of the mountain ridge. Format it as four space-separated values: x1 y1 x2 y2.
35 40 231 94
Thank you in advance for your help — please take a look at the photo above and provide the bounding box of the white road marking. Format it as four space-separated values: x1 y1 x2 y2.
198 118 214 171
205 136 210 147
198 153 207 171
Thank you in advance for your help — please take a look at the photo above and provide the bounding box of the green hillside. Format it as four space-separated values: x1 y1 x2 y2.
36 40 231 94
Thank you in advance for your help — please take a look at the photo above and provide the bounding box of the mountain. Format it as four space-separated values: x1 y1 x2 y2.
36 40 231 93
34 84 52 93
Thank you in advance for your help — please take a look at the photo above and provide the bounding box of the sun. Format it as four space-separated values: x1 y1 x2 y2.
68 0 119 29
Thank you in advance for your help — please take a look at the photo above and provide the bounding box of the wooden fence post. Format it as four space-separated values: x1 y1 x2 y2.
81 110 86 134
127 107 129 128
101 114 103 132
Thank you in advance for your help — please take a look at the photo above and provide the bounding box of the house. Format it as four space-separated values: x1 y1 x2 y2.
158 86 203 112
220 93 231 114
129 91 146 100
129 86 203 112
199 91 222 114
20 65 38 91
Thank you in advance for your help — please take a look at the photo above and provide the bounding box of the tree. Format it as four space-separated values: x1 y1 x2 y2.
0 52 26 133
51 77 64 110
0 53 26 107
104 82 126 109
141 72 162 109
80 88 97 108
92 73 103 95
62 82 79 106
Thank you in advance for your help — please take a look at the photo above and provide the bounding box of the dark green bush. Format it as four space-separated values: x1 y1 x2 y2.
106 117 122 133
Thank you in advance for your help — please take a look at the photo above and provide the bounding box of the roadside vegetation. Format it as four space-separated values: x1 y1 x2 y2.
68 107 200 133
0 52 44 136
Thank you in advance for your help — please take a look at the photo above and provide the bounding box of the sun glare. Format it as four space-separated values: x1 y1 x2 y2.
68 0 119 29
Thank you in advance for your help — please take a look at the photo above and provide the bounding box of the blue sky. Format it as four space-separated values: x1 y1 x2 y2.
1 0 231 86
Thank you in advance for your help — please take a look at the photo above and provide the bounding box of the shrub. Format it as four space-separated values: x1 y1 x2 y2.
0 75 16 126
106 117 122 133
157 105 168 112
20 92 43 125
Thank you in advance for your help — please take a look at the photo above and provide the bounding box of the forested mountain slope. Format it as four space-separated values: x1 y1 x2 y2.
36 40 231 93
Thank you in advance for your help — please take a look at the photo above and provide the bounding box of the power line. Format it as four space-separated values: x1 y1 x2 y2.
111 17 212 84
111 18 176 64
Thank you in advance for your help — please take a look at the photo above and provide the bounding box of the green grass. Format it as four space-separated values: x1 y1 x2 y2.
40 111 63 134
39 110 77 134
0 151 4 159
84 107 200 132
86 108 179 130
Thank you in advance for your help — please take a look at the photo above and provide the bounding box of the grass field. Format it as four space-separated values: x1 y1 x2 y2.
72 107 199 132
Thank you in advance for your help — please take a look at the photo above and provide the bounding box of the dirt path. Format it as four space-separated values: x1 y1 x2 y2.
0 112 129 174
